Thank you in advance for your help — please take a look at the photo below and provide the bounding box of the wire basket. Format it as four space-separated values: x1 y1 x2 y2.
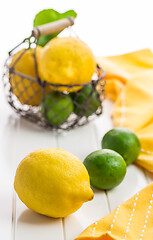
2 18 105 131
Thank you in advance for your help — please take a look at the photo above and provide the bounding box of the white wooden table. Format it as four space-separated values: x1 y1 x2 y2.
1 1 153 239
0 83 153 240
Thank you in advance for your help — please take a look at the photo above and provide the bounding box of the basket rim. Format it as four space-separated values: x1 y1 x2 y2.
8 63 105 88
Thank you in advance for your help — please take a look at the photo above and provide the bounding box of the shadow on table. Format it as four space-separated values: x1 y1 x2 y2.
18 209 57 225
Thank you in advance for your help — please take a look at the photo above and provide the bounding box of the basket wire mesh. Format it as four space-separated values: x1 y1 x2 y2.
2 29 105 131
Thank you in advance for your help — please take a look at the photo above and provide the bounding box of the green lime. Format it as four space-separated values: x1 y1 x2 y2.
41 92 73 126
71 84 100 117
83 149 126 190
101 127 141 165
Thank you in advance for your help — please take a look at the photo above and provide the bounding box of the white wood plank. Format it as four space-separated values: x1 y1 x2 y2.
0 99 18 240
106 165 148 211
12 118 58 170
63 189 109 240
57 123 98 161
57 122 110 240
93 100 149 211
15 195 64 240
10 118 64 240
92 100 114 150
0 151 13 240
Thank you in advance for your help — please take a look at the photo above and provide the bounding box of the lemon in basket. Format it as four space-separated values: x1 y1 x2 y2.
10 47 50 106
14 148 94 218
38 37 96 92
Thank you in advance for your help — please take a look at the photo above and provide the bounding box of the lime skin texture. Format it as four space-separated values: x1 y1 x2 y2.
71 84 100 117
83 149 127 190
41 91 73 126
101 127 141 165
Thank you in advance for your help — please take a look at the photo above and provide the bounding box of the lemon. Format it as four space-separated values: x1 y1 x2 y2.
101 127 141 165
84 149 127 190
14 148 94 218
38 37 96 92
10 47 50 106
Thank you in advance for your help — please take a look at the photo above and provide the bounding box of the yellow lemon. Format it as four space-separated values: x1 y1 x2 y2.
14 148 94 218
38 37 96 92
10 47 50 106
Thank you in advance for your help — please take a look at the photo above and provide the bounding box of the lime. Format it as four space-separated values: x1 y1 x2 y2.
41 92 73 126
71 84 100 117
101 127 141 165
84 149 126 190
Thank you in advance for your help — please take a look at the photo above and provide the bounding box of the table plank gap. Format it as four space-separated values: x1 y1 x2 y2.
104 191 111 213
62 218 66 240
11 192 16 240
0 113 19 240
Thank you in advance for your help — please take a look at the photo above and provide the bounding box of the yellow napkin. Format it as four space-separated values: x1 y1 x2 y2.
75 182 153 240
97 49 153 172
97 49 153 101
75 50 153 240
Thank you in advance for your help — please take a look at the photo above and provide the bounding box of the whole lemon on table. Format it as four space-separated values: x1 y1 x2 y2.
38 37 96 92
14 148 94 218
10 47 50 106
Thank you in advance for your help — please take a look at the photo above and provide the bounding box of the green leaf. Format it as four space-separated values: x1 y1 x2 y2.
61 10 77 19
33 9 77 47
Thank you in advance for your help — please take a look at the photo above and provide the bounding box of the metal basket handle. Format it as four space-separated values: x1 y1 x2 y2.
32 17 74 38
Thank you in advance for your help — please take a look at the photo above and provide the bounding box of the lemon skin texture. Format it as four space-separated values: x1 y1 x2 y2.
10 47 50 106
14 148 94 218
38 37 96 92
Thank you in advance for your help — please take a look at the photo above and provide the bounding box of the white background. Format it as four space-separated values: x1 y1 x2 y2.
0 0 153 61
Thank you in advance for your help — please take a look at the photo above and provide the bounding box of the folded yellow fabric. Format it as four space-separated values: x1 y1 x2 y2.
136 122 153 171
113 69 153 131
75 182 153 240
75 49 153 240
97 49 153 171
96 49 153 101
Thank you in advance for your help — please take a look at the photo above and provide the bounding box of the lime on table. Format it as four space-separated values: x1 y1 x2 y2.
83 149 126 190
41 92 73 126
101 127 141 165
71 84 100 117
